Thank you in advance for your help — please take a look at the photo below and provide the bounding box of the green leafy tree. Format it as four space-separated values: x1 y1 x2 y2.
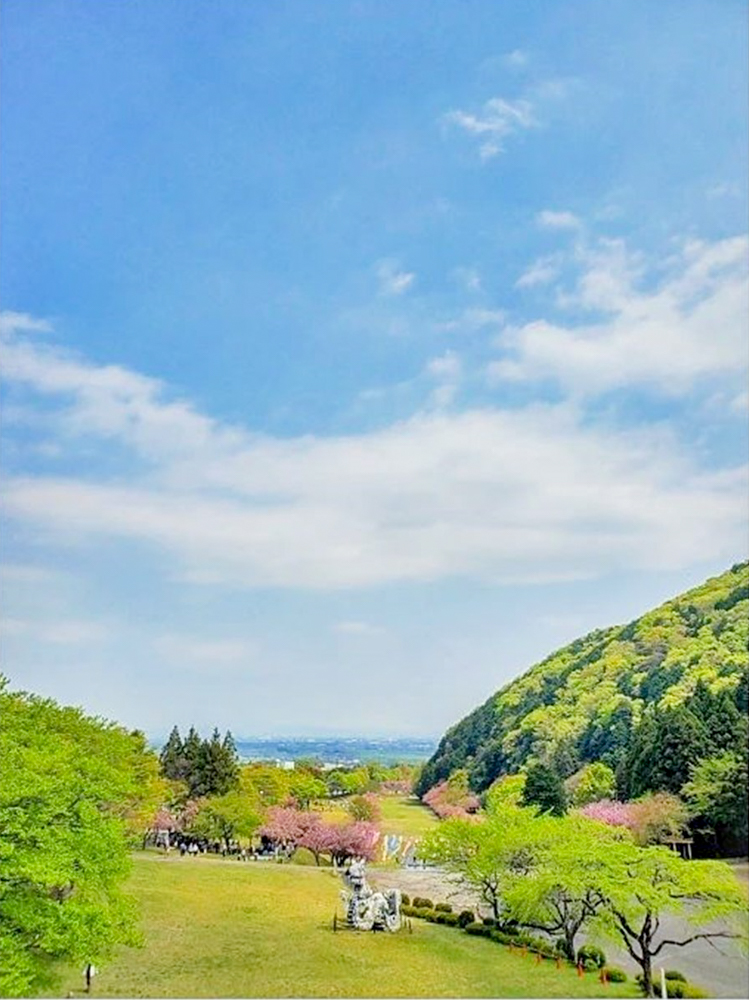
190 790 261 850
567 762 616 807
0 680 143 997
593 843 748 996
346 794 381 822
683 752 749 853
522 762 567 816
501 813 619 959
288 772 327 810
422 809 540 921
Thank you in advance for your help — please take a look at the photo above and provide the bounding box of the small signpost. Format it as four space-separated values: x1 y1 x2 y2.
83 964 97 994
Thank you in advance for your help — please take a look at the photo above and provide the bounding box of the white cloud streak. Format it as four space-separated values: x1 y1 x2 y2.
1 253 746 594
375 259 416 296
493 235 748 395
443 96 537 159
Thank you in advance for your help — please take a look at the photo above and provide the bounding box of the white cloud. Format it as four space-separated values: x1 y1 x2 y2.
154 634 255 665
493 234 748 395
0 311 53 335
516 254 561 288
375 259 416 296
1 302 746 592
333 621 382 636
536 209 581 230
0 617 107 645
425 351 462 380
443 96 537 159
503 49 528 69
438 308 506 333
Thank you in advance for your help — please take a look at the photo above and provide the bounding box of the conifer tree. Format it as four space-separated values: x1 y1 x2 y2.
522 762 567 816
159 725 186 781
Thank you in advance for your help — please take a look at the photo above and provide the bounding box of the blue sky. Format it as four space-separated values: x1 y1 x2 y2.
1 0 747 738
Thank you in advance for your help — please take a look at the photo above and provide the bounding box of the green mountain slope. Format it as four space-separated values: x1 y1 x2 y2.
416 563 749 797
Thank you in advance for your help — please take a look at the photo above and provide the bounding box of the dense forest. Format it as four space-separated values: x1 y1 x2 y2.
416 563 749 854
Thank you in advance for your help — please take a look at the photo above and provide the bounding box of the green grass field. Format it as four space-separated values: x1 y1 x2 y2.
376 795 439 839
47 856 635 998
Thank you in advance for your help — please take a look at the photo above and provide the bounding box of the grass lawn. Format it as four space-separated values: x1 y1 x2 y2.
46 855 636 998
376 795 439 839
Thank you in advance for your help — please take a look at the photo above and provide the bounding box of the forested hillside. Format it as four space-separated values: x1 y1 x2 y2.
416 564 749 832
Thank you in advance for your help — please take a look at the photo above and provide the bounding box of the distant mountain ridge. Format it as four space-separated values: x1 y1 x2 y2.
416 563 749 796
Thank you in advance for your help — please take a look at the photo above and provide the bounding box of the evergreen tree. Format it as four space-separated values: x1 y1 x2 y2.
521 762 567 816
626 707 708 798
159 725 187 781
182 726 204 797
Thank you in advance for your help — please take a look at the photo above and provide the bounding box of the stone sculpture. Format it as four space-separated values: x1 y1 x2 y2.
340 858 401 931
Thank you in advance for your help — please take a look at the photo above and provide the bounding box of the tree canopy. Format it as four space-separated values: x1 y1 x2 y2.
0 679 159 997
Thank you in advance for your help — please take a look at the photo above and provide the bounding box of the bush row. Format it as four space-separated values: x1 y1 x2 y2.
402 901 643 987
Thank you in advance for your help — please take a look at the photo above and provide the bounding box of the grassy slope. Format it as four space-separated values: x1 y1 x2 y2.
47 857 635 998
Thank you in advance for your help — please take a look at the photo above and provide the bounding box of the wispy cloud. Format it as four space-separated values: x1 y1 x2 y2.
375 259 416 296
503 49 529 69
154 634 255 666
333 620 383 636
443 96 537 159
1 312 746 590
536 209 581 230
1 617 107 645
492 234 749 395
516 254 561 288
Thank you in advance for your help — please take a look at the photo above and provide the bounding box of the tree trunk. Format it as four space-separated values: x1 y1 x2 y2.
641 953 654 997
564 927 577 962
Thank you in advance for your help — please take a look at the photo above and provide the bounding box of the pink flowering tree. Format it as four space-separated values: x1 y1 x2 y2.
259 806 306 847
297 817 338 865
579 798 638 830
329 822 380 866
423 779 480 819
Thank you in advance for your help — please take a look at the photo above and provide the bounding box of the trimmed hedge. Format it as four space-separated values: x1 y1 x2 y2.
465 922 492 937
457 910 475 928
665 971 687 982
401 893 410 906
412 896 434 909
435 902 453 913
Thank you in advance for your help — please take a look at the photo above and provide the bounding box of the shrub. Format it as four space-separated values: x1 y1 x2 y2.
465 922 491 937
400 904 416 917
665 981 686 998
435 902 453 912
665 971 687 982
576 944 606 970
412 896 434 909
422 909 439 923
482 917 496 927
443 913 460 926
457 909 475 928
680 986 709 999
603 967 627 983
401 893 410 906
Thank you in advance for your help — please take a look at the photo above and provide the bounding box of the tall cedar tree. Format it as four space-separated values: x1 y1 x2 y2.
521 762 567 816
159 726 188 782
